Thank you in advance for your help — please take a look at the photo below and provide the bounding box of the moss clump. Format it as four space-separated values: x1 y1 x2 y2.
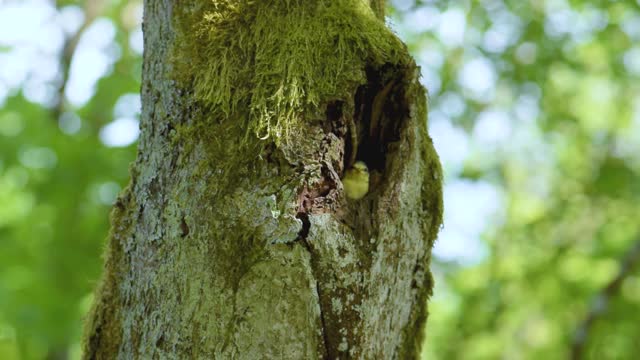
172 0 408 146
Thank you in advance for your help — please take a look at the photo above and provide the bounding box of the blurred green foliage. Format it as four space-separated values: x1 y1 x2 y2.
0 1 139 358
388 0 640 359
1 0 639 359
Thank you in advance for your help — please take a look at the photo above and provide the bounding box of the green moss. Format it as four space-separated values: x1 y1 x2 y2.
82 185 135 358
415 84 444 248
413 81 444 359
172 0 407 146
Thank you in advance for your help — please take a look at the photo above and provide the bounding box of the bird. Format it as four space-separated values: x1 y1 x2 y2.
342 161 369 200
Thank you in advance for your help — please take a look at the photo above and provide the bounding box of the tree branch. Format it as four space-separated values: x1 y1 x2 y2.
570 237 640 360
52 0 105 121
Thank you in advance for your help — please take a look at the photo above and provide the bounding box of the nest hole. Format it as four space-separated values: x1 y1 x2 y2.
342 64 409 193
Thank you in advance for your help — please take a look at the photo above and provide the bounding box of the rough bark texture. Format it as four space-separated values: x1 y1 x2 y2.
82 0 443 359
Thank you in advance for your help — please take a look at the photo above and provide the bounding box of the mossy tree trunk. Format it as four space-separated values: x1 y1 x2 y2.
82 0 443 359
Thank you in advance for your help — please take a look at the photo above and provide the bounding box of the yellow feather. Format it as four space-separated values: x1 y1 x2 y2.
343 161 369 200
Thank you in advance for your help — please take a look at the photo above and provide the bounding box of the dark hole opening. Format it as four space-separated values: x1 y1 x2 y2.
347 64 407 180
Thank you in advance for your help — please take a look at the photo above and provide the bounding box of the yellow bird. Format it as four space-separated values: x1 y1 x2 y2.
342 161 369 200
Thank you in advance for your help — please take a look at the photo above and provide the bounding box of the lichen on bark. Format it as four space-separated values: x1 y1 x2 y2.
82 0 443 359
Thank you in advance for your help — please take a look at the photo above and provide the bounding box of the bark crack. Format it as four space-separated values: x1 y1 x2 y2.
295 213 331 359
315 280 331 360
296 213 311 242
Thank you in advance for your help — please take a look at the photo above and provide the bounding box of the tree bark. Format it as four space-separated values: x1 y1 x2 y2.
82 1 443 359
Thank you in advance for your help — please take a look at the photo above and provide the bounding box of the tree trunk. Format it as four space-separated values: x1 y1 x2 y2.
82 1 443 359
